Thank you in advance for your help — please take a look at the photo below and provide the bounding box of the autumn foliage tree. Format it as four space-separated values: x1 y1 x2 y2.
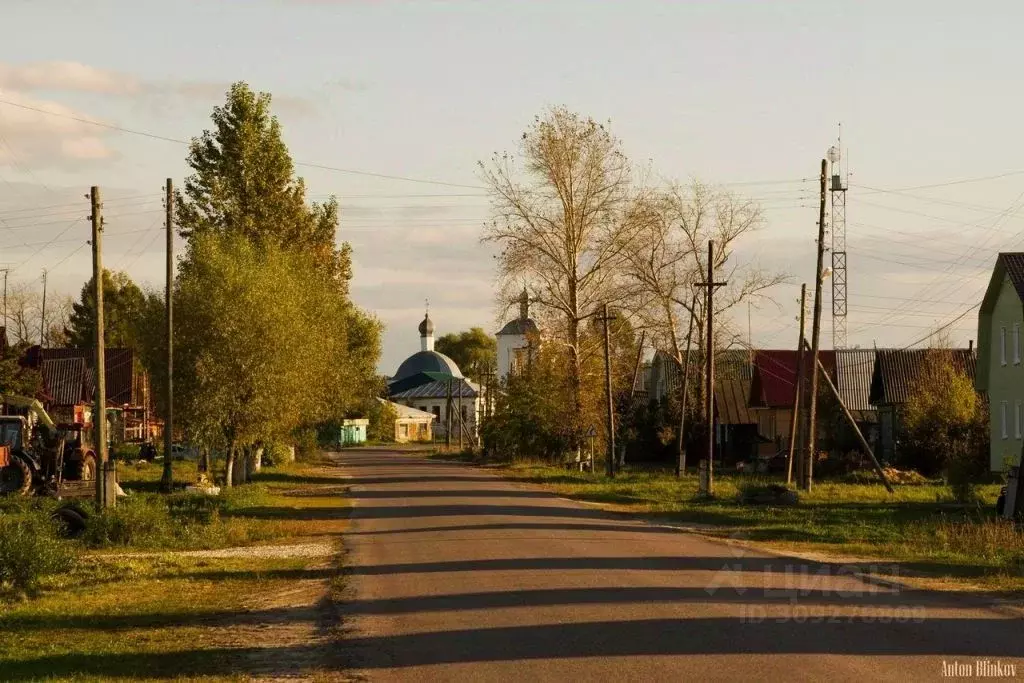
900 350 988 496
481 107 634 452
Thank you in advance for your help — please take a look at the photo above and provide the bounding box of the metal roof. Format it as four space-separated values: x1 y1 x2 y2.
380 398 435 420
870 348 977 405
835 349 876 411
392 350 463 383
751 350 836 408
41 357 87 406
496 318 540 336
999 253 1024 301
715 378 755 425
30 347 137 406
390 377 479 400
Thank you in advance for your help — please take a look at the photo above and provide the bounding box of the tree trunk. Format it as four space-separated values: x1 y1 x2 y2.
224 442 236 488
253 444 264 473
200 448 210 474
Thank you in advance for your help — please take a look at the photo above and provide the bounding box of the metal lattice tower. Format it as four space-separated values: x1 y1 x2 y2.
828 139 848 349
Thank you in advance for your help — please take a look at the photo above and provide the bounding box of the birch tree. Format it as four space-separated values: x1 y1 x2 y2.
480 107 633 447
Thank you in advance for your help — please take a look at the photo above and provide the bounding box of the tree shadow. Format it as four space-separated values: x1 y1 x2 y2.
347 489 559 500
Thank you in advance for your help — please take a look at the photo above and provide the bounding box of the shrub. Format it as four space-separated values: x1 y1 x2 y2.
83 496 177 547
0 511 75 596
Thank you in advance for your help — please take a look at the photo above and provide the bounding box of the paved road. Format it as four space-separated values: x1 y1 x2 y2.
339 450 1021 682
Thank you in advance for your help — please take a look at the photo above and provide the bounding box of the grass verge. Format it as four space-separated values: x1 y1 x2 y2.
492 461 1023 592
0 457 351 682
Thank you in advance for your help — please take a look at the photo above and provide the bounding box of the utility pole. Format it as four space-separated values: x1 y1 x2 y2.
90 186 109 509
676 295 697 477
445 378 452 450
162 179 174 492
458 377 464 452
786 283 807 486
2 267 8 331
697 241 727 496
598 303 617 478
805 159 828 492
39 269 47 347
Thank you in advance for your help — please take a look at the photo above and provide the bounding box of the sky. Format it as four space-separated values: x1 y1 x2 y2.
1 0 1023 371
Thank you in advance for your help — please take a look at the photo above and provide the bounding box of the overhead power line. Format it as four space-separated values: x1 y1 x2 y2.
0 97 483 190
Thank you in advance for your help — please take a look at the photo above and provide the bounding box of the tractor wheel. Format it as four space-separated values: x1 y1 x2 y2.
53 505 89 538
73 453 97 481
0 457 32 496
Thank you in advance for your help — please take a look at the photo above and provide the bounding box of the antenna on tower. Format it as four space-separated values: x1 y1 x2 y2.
829 124 848 349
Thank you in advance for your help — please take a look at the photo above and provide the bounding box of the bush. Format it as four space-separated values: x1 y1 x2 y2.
294 428 319 461
83 496 178 547
111 443 141 462
0 511 75 596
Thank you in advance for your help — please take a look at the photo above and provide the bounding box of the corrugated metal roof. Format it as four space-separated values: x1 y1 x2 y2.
390 377 479 400
999 253 1024 301
752 350 836 408
41 357 87 406
29 347 137 406
836 349 876 411
715 378 755 425
870 348 977 405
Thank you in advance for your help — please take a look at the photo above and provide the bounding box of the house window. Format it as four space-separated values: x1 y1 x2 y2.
461 405 468 422
1001 326 1008 366
431 406 440 421
400 423 408 439
1016 401 1022 440
1015 324 1021 365
1001 401 1009 439
418 406 428 413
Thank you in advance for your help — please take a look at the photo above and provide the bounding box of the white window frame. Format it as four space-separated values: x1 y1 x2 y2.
1001 401 1009 439
1016 401 1022 439
1001 326 1008 366
1015 324 1021 365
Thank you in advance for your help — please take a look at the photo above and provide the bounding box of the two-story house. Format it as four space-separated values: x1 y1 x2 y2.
977 252 1024 472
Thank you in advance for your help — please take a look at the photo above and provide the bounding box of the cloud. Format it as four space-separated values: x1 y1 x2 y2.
0 61 139 94
0 89 117 169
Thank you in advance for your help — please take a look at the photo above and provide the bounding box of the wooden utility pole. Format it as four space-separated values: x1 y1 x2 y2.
1 268 8 328
458 377 464 452
786 283 807 486
39 269 47 346
697 241 727 495
805 159 828 491
676 295 697 477
598 303 617 478
445 378 452 449
162 179 174 492
90 186 109 509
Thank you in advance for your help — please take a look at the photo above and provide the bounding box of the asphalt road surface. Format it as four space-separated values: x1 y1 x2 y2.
339 449 1022 682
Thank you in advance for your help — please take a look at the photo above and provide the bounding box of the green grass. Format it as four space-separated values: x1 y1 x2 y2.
494 462 1023 590
0 458 350 682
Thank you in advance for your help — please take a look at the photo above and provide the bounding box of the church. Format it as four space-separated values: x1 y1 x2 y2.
388 311 481 440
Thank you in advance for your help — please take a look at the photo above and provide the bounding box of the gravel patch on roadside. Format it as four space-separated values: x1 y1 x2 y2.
99 542 336 560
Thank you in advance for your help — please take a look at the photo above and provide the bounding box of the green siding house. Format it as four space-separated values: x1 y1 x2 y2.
977 253 1024 472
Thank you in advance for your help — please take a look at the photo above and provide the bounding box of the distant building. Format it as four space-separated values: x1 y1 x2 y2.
388 311 481 440
379 399 434 443
977 252 1024 471
870 348 977 463
495 289 539 381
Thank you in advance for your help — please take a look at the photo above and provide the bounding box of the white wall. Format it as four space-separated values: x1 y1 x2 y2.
497 332 526 381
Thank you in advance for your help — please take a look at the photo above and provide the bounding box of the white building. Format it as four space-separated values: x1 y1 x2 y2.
387 311 482 440
496 289 540 381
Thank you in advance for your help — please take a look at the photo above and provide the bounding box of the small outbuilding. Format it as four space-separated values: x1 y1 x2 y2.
380 399 434 443
340 418 369 446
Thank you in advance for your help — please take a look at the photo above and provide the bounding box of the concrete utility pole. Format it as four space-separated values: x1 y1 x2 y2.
786 283 807 486
445 378 452 450
162 179 174 492
676 295 697 477
39 269 47 346
697 241 727 496
805 159 828 492
598 303 617 478
90 186 110 509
